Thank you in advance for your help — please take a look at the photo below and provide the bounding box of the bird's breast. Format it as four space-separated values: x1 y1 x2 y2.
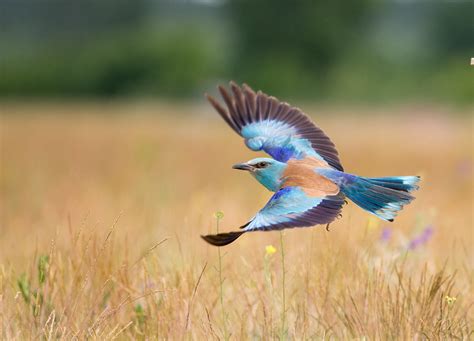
282 157 340 197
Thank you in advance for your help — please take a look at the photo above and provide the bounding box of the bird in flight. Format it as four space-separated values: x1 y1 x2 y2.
201 82 420 246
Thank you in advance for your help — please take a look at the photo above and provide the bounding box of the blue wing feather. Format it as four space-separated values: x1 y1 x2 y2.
242 119 324 162
245 186 344 232
207 82 343 170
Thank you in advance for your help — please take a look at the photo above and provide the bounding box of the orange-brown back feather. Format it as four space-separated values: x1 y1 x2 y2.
282 158 339 197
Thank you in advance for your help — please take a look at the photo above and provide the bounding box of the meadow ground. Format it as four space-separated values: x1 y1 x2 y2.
0 102 472 339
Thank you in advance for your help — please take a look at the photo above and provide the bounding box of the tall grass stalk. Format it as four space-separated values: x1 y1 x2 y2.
279 231 287 339
215 212 229 340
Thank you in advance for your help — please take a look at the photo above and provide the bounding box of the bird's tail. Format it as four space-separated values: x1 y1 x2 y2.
317 169 420 221
201 231 245 246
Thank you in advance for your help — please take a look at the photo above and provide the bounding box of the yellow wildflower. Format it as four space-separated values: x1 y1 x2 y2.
265 245 277 256
445 295 457 306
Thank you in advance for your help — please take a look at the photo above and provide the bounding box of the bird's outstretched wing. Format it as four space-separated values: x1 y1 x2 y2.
201 186 345 246
206 82 343 170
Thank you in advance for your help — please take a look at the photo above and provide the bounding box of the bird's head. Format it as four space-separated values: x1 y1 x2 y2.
232 157 287 191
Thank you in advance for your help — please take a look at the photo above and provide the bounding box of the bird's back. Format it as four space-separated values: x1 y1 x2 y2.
282 158 340 197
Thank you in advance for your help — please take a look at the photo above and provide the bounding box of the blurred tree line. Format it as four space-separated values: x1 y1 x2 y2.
0 0 472 103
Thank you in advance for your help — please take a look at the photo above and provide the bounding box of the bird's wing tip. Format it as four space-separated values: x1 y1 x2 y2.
201 231 245 247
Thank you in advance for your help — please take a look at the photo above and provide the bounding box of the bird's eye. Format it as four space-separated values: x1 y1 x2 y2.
255 162 269 169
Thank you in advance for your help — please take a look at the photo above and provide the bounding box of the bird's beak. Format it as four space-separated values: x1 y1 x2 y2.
232 163 254 171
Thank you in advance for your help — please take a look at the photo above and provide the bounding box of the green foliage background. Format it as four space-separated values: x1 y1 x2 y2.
1 0 472 103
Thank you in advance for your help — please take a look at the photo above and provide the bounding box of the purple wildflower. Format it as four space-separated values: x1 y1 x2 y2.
408 225 434 250
380 227 392 242
457 159 472 178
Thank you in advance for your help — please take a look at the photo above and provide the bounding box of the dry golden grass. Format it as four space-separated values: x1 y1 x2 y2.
0 102 472 339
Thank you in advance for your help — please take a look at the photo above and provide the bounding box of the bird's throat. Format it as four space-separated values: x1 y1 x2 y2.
252 166 287 192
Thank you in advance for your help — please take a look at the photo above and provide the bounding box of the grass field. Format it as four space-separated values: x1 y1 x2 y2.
1 102 472 339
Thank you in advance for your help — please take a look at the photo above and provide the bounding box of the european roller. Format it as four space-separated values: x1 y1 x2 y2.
201 82 420 246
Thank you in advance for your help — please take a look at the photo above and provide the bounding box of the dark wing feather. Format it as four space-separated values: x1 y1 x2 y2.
201 231 244 247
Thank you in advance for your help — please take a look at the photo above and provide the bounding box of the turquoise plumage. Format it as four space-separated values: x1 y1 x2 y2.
201 82 420 247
